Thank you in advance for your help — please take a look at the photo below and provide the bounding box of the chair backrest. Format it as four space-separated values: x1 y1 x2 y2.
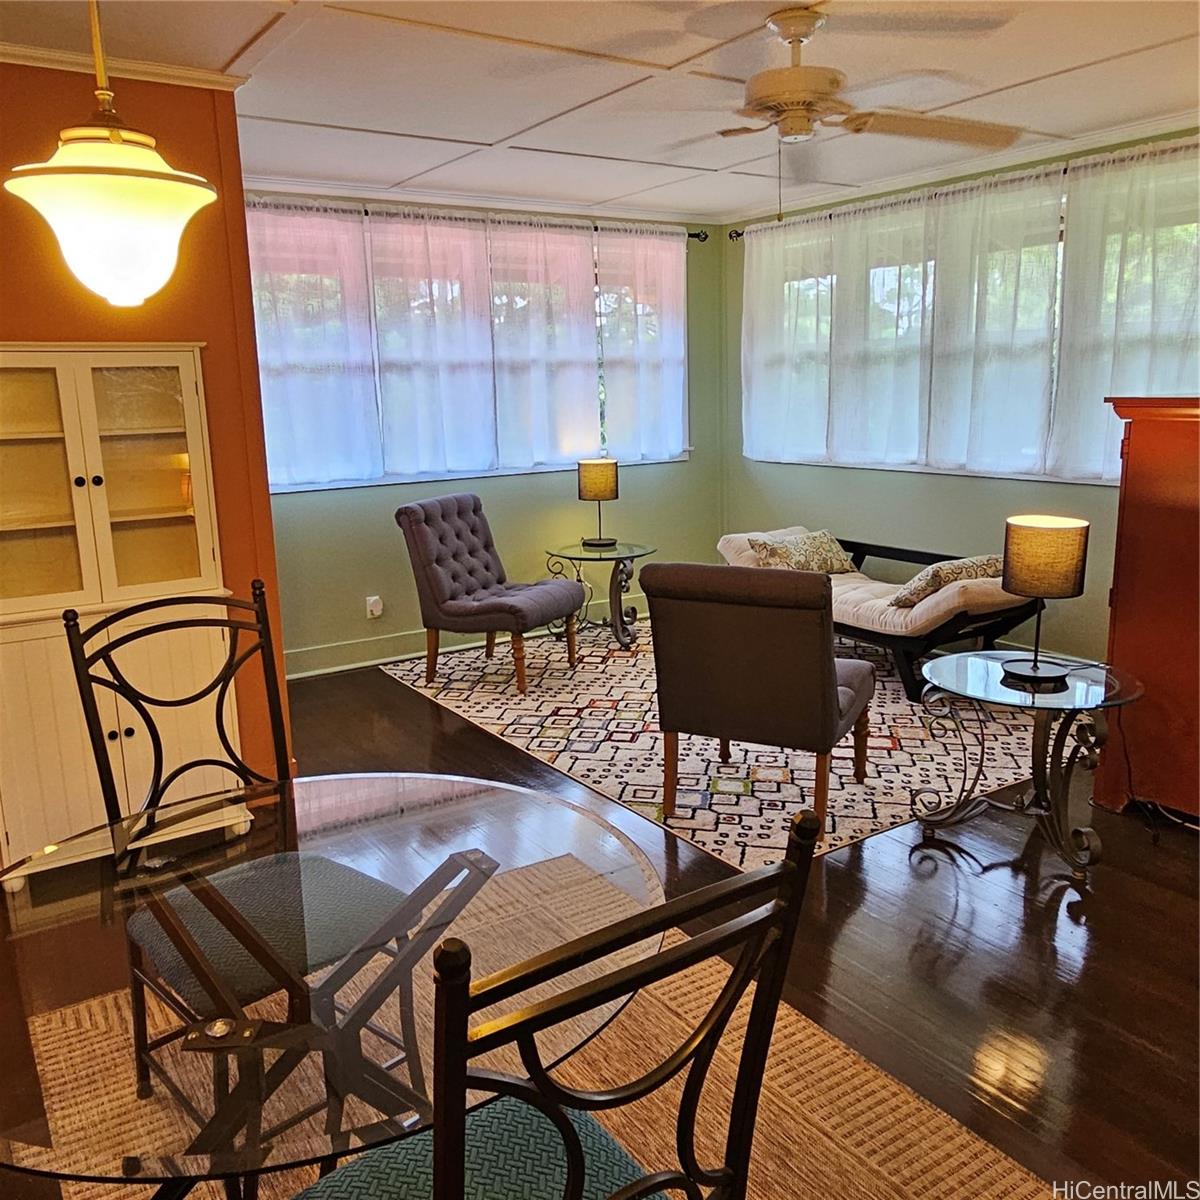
641 561 840 751
431 810 821 1199
395 494 509 626
63 579 290 825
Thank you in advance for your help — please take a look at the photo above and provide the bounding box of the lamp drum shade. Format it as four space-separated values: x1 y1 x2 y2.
1002 515 1089 599
577 458 619 502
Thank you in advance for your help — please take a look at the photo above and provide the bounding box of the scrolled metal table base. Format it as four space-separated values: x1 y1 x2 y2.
913 685 1104 878
546 554 640 648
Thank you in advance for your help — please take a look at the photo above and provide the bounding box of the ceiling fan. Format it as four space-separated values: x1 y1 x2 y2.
717 6 1024 148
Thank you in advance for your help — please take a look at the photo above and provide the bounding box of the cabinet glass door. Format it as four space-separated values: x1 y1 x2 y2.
0 362 100 612
79 357 218 599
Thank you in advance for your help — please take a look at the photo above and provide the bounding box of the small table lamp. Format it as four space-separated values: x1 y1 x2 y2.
577 458 619 549
1001 514 1090 691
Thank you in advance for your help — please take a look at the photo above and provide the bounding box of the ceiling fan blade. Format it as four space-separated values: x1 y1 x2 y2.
659 132 721 152
824 5 1016 36
841 110 1023 148
719 125 772 138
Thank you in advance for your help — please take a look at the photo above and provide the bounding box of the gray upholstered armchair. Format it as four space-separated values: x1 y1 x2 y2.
395 494 584 693
642 562 874 835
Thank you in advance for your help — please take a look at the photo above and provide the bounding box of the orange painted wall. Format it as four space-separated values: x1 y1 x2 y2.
0 61 288 771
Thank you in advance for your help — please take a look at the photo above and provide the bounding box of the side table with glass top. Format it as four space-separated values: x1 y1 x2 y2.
915 651 1143 878
546 541 656 648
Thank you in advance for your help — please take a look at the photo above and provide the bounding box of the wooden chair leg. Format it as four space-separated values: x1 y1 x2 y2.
662 730 679 819
512 632 527 694
425 628 439 684
853 706 870 784
566 613 578 668
719 738 731 763
485 631 496 659
813 751 830 836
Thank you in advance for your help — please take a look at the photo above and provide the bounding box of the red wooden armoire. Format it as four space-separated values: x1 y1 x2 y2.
1094 396 1199 816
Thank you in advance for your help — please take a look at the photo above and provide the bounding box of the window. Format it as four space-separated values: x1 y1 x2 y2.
246 199 688 489
741 139 1198 483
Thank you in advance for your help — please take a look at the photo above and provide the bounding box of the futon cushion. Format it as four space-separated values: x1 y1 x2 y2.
749 530 855 575
888 555 1004 608
294 1095 662 1200
127 853 406 1017
716 525 809 568
830 572 1022 636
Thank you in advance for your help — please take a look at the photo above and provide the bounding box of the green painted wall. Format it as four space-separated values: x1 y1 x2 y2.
271 224 724 676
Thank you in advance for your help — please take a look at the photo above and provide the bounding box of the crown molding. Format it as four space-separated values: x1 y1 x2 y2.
721 113 1200 226
0 42 246 91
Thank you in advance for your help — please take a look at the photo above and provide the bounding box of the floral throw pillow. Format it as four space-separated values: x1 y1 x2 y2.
748 530 855 574
889 554 1003 608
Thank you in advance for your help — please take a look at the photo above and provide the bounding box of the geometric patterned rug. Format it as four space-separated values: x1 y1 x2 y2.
381 627 1034 870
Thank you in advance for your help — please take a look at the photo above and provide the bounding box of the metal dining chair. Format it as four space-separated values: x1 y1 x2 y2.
294 810 821 1200
63 578 290 826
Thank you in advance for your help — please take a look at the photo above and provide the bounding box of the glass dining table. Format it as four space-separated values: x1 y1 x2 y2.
0 773 666 1198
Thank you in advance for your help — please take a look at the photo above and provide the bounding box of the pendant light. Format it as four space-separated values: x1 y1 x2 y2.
3 0 217 307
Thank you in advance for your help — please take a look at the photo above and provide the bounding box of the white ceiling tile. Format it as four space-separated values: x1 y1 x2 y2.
329 1 776 68
0 1 285 72
608 170 819 219
939 37 1200 138
396 146 703 206
237 7 652 143
517 74 764 170
238 118 472 188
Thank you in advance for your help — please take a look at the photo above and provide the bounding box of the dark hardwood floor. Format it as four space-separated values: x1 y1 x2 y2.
290 665 1200 1190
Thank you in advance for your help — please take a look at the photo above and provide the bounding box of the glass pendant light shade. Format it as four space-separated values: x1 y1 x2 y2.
2 0 217 307
5 125 216 306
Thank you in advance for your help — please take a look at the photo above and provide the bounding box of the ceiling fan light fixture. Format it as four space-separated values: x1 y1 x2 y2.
777 113 817 142
2 0 217 307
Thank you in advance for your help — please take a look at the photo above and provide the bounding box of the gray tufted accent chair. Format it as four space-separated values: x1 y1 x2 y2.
396 493 585 693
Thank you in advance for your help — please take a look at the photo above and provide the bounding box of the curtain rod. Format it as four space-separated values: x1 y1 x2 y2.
350 204 707 239
726 136 1198 240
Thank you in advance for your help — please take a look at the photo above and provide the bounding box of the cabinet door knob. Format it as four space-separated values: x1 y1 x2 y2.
91 474 104 486
106 730 119 742
123 727 135 738
74 476 86 487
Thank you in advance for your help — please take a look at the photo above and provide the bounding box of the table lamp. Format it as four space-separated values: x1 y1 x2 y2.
577 458 619 549
1001 514 1090 691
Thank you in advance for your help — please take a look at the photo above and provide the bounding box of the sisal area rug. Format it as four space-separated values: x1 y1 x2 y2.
381 628 1033 868
13 858 1049 1200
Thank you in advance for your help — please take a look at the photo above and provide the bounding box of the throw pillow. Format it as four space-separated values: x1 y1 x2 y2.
749 530 855 574
889 554 1003 608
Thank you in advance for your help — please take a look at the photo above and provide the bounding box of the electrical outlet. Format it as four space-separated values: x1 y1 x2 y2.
365 595 384 620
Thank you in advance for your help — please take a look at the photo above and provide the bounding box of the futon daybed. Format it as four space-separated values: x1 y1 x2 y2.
717 525 1039 701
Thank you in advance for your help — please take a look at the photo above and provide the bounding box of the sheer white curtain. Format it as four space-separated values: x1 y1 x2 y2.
596 224 688 462
1051 144 1200 480
927 171 1063 475
741 218 833 462
368 207 497 477
246 198 382 486
827 198 930 465
741 139 1198 482
488 215 601 469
